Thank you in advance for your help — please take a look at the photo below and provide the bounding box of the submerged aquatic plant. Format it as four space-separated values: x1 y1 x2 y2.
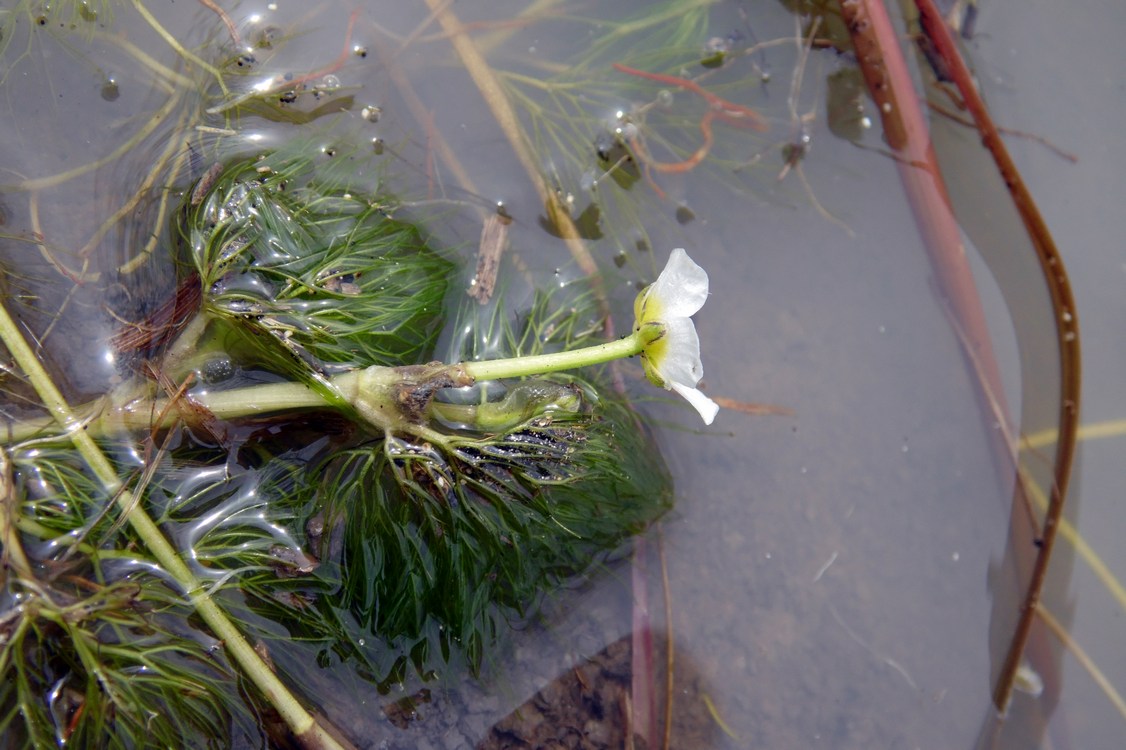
0 2 731 744
1 140 717 744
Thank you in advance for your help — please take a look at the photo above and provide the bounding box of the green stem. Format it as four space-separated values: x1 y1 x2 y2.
131 0 229 99
0 303 345 750
3 334 646 443
0 454 34 580
462 331 644 381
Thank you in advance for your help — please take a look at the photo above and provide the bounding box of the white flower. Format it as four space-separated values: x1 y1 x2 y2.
634 248 720 425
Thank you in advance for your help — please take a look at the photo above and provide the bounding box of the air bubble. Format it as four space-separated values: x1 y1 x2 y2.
100 78 120 102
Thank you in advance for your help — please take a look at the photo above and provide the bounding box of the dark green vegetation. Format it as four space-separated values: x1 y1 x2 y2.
0 147 672 745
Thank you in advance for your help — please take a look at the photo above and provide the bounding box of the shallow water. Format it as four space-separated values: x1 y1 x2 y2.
1 1 1123 748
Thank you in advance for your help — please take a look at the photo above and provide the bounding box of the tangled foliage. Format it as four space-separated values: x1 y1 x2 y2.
177 150 454 399
2 141 673 746
321 389 671 676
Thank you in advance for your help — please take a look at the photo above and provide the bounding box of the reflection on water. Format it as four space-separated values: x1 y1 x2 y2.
1 0 1121 747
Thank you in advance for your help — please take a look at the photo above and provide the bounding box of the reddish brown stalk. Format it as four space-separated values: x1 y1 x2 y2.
835 1 1012 419
110 273 202 354
630 537 657 745
145 364 229 446
612 63 769 195
658 527 674 750
198 0 243 48
611 63 770 132
711 396 794 417
838 0 1074 719
915 0 1081 715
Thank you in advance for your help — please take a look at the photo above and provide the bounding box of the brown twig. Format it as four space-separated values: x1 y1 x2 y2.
914 0 1081 715
611 63 769 132
839 0 1080 723
468 211 512 305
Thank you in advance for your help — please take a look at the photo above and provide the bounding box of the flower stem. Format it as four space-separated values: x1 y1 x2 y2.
2 334 646 444
461 331 644 381
0 302 347 750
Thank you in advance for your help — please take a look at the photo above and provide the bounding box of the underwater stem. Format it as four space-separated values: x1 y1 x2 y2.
423 0 601 282
0 454 34 580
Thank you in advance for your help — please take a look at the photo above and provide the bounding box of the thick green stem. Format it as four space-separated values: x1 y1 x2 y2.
0 303 346 750
5 334 648 443
462 331 645 381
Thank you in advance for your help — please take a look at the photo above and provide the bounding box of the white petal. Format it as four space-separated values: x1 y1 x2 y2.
653 317 703 388
670 382 720 425
649 248 709 319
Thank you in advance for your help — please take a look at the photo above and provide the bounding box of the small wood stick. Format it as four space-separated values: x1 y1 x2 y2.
468 211 512 304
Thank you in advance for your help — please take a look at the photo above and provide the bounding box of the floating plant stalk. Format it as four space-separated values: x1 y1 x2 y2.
839 0 1081 720
913 0 1081 717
